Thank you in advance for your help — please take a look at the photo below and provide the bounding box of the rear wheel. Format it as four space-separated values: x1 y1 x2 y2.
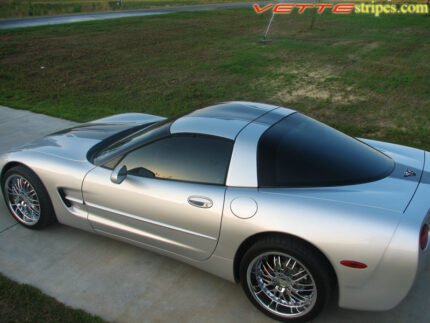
240 236 333 322
2 165 56 229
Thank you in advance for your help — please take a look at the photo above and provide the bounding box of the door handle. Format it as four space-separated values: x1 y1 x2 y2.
188 196 213 209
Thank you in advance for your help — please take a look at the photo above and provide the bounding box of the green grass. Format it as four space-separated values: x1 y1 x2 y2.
0 273 105 322
0 9 429 150
0 0 248 19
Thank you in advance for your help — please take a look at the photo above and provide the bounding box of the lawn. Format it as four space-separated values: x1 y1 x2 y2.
0 0 248 18
0 9 429 151
0 273 104 322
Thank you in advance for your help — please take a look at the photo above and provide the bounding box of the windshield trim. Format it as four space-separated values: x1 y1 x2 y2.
89 119 172 166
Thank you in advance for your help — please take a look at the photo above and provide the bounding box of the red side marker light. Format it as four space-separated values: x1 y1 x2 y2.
420 224 429 250
340 260 367 269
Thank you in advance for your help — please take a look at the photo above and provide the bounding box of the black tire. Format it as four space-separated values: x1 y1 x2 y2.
240 236 334 322
2 165 56 229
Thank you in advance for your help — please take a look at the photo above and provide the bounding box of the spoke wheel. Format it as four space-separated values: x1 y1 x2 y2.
2 165 56 229
247 252 317 319
240 237 334 322
5 175 41 225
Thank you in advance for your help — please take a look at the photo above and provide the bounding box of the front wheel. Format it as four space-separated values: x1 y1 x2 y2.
2 165 56 229
240 237 334 322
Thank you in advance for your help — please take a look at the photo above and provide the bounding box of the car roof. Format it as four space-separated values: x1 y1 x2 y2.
170 101 294 140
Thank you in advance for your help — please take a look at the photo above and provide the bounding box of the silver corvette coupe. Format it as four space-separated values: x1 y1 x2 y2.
1 102 429 322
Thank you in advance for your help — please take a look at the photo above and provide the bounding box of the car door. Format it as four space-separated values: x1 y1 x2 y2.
82 134 233 261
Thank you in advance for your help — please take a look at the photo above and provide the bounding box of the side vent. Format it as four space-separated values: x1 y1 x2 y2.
57 188 87 219
58 188 72 207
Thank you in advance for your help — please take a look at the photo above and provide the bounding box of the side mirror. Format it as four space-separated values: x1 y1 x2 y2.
111 164 127 184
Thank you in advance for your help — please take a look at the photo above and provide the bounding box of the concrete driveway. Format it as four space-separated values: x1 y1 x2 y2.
0 105 429 322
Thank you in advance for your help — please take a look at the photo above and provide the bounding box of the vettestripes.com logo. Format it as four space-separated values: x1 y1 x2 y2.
253 2 429 17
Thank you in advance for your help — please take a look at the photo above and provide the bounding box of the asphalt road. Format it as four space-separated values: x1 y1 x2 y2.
0 105 429 322
0 2 262 29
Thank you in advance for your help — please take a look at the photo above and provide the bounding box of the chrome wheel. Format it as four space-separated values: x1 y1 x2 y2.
246 252 317 319
4 175 41 225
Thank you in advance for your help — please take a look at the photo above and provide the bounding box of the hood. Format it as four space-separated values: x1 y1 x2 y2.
14 113 165 162
265 139 425 213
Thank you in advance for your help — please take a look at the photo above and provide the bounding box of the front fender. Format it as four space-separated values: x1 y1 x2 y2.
0 151 94 232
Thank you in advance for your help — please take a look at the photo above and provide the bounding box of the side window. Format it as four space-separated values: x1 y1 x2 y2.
121 135 234 185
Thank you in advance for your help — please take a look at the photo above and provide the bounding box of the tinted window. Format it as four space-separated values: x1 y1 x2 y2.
93 120 171 166
121 135 233 185
258 113 394 187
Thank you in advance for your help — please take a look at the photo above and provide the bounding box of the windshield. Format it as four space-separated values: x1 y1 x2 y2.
92 119 171 166
258 113 395 187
